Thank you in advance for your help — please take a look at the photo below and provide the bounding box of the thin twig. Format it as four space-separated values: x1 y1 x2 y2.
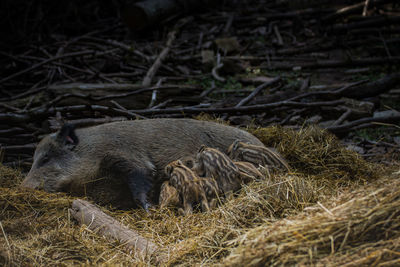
0 50 95 85
362 0 371 16
273 25 284 46
235 77 280 107
142 21 181 87
332 108 352 126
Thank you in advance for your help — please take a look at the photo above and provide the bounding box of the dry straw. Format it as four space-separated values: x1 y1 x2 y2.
0 125 394 266
223 174 400 266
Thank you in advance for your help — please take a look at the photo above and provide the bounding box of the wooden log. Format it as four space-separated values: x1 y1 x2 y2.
330 16 400 33
262 57 400 70
339 73 400 99
47 83 201 109
70 199 158 261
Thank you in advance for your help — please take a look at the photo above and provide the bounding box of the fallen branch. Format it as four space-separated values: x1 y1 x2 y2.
273 25 284 46
327 114 400 134
129 99 345 116
0 105 145 124
211 63 225 82
0 50 95 85
142 25 180 86
276 37 400 56
263 57 400 70
70 199 159 261
287 80 369 102
342 73 400 99
362 0 371 16
2 144 36 153
235 77 280 107
44 83 200 109
212 53 225 82
331 16 400 32
288 73 400 102
322 0 394 22
237 8 334 21
0 100 346 123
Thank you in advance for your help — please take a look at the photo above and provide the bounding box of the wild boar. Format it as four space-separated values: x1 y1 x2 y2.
228 140 290 172
234 161 264 183
173 155 220 209
159 181 180 209
193 145 241 194
165 160 209 215
195 177 220 210
21 118 263 210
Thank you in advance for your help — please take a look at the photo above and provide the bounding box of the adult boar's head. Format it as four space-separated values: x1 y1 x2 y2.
21 124 79 192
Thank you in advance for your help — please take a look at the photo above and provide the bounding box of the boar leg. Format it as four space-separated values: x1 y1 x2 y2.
183 198 193 215
209 198 217 209
126 169 153 211
100 154 153 211
200 196 210 212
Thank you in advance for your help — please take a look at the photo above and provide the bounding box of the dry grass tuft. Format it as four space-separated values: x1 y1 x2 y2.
249 125 378 181
223 174 400 266
0 126 395 266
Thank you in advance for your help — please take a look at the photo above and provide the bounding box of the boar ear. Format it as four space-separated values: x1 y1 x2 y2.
198 144 207 153
165 164 173 177
56 124 79 149
228 140 239 155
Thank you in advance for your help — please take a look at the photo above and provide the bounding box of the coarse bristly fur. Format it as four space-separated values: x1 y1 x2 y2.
159 181 180 208
21 119 263 210
194 145 242 194
228 140 290 172
165 160 210 215
234 161 264 183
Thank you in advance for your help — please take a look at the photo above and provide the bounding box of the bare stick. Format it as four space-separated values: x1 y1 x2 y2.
0 50 95 85
331 16 400 32
362 0 371 16
199 81 216 98
273 25 284 46
196 32 204 50
148 78 164 108
264 56 400 70
151 99 173 109
0 103 22 112
142 30 177 87
212 53 225 82
235 77 280 107
110 100 128 111
212 63 225 82
287 80 368 102
332 108 352 126
322 0 392 22
70 199 158 260
224 14 234 33
0 104 148 124
327 115 400 134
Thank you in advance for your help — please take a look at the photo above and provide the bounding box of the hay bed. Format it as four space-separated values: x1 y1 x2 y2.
0 126 398 266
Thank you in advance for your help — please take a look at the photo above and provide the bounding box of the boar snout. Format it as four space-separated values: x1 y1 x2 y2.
20 171 43 189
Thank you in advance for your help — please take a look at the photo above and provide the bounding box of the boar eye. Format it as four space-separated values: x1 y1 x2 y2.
38 155 50 167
